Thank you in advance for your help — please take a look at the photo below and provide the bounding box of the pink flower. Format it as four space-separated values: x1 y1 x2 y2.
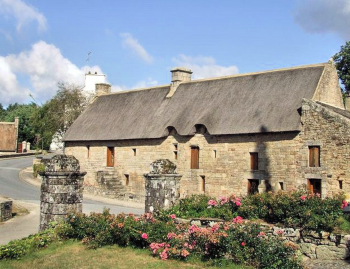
188 224 201 234
160 249 168 260
233 216 243 224
277 230 283 235
342 200 348 209
235 201 241 206
241 242 245 247
181 249 190 257
170 214 176 219
207 199 217 206
257 231 266 237
167 232 176 239
301 195 306 201
141 233 148 239
220 197 229 205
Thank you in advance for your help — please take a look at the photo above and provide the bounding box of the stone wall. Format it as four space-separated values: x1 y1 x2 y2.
0 121 18 152
144 159 182 212
39 155 86 231
65 99 350 202
0 198 12 222
267 226 350 260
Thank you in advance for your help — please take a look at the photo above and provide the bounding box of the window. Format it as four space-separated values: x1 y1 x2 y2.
191 146 199 169
213 150 217 159
200 176 205 193
248 179 259 195
307 179 321 195
125 174 130 186
107 147 115 167
279 182 284 190
174 144 178 160
87 145 90 158
133 148 137 156
339 180 343 190
309 146 320 167
250 152 258 170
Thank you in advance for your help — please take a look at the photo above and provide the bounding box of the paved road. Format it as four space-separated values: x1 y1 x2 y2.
0 155 143 245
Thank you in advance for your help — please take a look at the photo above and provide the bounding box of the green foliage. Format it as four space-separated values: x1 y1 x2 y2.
158 195 238 221
55 210 301 269
0 228 56 260
162 191 345 232
0 103 37 144
32 163 45 178
30 82 91 150
333 41 350 93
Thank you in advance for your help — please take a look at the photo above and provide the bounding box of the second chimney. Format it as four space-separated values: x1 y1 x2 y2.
166 67 192 98
95 83 111 97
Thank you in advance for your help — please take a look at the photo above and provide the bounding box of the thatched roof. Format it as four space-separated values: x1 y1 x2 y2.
64 64 327 141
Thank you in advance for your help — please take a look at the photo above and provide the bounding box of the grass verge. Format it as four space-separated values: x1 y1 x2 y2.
0 240 249 269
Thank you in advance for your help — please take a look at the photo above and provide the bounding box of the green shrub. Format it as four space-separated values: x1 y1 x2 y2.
33 163 45 178
0 228 56 260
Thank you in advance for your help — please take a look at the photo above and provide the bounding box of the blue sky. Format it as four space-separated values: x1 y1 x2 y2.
0 0 349 106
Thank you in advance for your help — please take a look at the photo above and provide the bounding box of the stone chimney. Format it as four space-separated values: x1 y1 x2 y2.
95 83 111 97
166 67 192 98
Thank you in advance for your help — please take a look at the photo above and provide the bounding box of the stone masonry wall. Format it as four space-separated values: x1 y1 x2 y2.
65 99 350 202
299 99 350 197
0 198 12 222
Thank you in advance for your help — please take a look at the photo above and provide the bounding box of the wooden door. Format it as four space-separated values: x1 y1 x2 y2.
248 179 259 195
107 147 114 167
191 147 199 169
17 143 22 153
308 179 321 195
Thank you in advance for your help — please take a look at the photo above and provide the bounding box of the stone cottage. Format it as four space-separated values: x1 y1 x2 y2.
63 61 350 202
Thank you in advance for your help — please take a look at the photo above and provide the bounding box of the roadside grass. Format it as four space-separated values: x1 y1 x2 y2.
0 240 249 269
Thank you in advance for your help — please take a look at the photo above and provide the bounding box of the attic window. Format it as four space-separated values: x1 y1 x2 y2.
133 148 137 156
191 146 199 169
309 146 320 167
250 152 258 170
174 151 178 160
87 145 90 158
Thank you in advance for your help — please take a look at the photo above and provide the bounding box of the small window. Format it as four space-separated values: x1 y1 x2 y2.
213 150 217 159
87 145 90 158
250 152 258 170
107 147 114 167
307 179 321 195
191 146 199 169
174 151 178 160
133 148 137 156
201 176 205 193
309 146 320 167
125 174 129 186
174 144 178 150
339 180 343 190
279 182 284 190
248 179 259 195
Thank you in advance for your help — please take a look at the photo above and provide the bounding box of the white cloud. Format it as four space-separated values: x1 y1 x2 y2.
294 0 350 40
0 0 47 33
0 56 30 105
0 41 102 105
120 32 153 63
172 54 239 79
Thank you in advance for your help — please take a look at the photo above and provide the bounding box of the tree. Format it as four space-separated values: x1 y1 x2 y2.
31 82 92 150
3 103 37 144
0 104 5 121
333 41 350 93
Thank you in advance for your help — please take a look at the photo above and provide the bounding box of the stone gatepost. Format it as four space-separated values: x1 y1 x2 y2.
39 155 86 231
144 159 182 213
